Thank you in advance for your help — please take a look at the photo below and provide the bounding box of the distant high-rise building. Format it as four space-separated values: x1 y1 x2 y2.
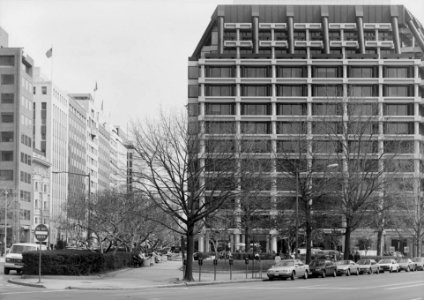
98 122 111 191
33 68 69 243
189 4 424 256
0 36 34 244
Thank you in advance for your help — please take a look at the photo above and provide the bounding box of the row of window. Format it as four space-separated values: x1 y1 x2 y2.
20 171 31 184
33 86 48 95
21 134 32 147
202 121 415 134
205 158 414 173
199 84 415 97
21 152 32 166
204 140 414 154
0 131 13 142
204 103 414 116
203 66 412 79
20 190 31 202
223 29 392 42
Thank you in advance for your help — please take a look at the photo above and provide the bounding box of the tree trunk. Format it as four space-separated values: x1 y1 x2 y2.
376 229 383 256
344 226 352 260
245 227 250 254
183 226 195 281
305 206 312 264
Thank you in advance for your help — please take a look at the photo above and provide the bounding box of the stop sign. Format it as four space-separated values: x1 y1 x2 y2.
34 224 49 242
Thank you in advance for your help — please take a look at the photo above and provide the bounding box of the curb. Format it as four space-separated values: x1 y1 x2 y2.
8 279 46 288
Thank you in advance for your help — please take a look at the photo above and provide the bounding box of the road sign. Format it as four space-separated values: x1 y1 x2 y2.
34 224 49 242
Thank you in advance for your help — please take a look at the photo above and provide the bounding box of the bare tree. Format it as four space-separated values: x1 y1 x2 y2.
131 111 239 281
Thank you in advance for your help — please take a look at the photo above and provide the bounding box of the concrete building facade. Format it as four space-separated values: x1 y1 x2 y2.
189 4 424 256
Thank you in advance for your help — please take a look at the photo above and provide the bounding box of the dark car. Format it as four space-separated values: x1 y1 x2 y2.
309 260 337 278
397 258 417 272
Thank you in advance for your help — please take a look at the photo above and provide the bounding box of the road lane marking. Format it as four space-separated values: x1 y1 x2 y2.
375 281 424 288
407 298 422 300
387 283 424 290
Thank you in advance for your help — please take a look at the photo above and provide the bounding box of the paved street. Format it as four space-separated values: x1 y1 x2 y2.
1 258 423 300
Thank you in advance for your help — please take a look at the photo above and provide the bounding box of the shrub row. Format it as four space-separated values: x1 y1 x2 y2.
22 250 133 275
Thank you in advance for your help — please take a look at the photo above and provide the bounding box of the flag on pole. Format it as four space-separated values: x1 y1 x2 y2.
45 48 53 58
94 81 98 92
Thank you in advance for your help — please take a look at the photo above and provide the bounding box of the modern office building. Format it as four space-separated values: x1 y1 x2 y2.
0 29 34 244
98 122 112 191
33 68 69 243
189 4 424 256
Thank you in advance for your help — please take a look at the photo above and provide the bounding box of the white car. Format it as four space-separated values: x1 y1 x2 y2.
4 243 47 275
267 259 309 280
335 260 359 276
378 258 399 273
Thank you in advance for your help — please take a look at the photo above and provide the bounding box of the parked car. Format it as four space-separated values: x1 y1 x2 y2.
378 258 399 273
412 257 424 271
397 258 417 272
267 259 309 280
4 243 47 275
309 260 337 278
357 258 380 274
335 260 359 276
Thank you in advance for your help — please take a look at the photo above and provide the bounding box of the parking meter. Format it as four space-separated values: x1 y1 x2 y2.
198 258 203 266
213 258 218 265
244 257 249 264
229 258 234 265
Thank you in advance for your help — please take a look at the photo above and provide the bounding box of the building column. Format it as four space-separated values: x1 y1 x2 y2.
205 231 210 252
271 235 277 253
234 233 240 251
218 7 225 54
321 6 330 54
355 6 365 54
391 6 401 54
287 6 295 54
252 6 259 54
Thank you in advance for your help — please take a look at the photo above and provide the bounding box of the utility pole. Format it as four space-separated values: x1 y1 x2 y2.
4 190 8 255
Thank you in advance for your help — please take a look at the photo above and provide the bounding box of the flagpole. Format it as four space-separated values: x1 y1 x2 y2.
49 45 53 82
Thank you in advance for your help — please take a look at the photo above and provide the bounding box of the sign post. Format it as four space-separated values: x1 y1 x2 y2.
34 224 49 283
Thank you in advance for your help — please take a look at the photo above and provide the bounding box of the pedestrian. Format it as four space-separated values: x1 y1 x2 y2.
354 251 360 262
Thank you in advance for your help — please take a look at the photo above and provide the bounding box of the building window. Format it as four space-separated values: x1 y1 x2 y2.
348 103 378 116
349 140 379 153
329 31 341 41
240 85 271 96
312 140 343 153
205 66 236 78
1 93 14 104
0 131 14 142
312 122 342 134
0 55 15 66
224 30 236 41
383 67 413 78
0 170 13 181
240 140 271 153
344 31 358 41
1 74 14 85
312 103 342 115
205 103 235 115
384 122 414 134
187 103 198 116
364 30 376 41
205 85 235 96
275 30 287 40
384 160 414 172
277 140 306 153
277 103 306 115
277 122 306 134
239 30 252 41
348 85 378 97
33 86 36 94
312 66 342 78
241 104 270 115
240 66 271 78
205 122 235 134
348 66 378 78
378 31 393 41
383 85 414 97
0 151 13 161
240 122 271 134
205 140 234 153
294 31 306 40
41 86 47 94
310 31 322 41
384 104 414 116
1 113 14 123
276 85 307 97
384 140 414 153
312 85 343 97
258 30 271 40
276 66 306 78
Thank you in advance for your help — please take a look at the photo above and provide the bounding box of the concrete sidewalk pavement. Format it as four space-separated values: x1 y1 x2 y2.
7 260 265 290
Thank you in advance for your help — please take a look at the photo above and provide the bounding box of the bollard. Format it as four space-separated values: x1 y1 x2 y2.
229 258 233 280
213 258 218 281
245 256 249 279
198 258 203 281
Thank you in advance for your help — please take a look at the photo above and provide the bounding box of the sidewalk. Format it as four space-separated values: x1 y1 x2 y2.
7 260 265 290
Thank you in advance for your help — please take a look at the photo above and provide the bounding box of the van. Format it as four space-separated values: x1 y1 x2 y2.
4 243 47 275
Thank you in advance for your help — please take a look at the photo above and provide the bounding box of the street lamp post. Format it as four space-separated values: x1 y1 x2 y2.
3 190 8 255
52 171 90 246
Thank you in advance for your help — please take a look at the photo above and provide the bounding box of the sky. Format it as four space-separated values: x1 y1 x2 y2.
0 0 423 129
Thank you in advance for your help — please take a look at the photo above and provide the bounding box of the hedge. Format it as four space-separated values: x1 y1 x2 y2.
22 250 133 275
